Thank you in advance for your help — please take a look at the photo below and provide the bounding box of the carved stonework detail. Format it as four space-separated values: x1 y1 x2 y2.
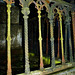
48 6 55 68
20 0 30 74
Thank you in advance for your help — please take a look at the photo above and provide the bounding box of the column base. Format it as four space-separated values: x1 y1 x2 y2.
62 57 65 65
7 71 12 75
40 67 44 71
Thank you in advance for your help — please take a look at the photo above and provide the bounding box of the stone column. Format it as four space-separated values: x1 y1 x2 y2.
50 18 55 67
57 9 65 64
48 9 55 67
65 21 68 62
67 16 73 62
46 19 49 55
71 11 75 61
57 18 60 59
21 7 30 74
38 10 44 70
4 0 15 75
7 4 12 75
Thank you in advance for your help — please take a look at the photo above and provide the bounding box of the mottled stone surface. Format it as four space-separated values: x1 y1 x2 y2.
0 24 22 50
0 3 6 24
0 2 20 49
11 6 19 24
11 25 22 49
0 24 6 49
0 3 19 24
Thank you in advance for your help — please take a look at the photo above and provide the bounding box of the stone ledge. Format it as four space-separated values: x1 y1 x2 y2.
17 62 75 75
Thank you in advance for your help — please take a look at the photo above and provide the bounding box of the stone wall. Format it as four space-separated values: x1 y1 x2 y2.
0 2 22 50
0 3 19 24
0 24 22 50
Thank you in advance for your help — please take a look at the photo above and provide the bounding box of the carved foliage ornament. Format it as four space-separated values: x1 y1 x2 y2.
19 0 32 7
4 0 15 4
19 0 49 12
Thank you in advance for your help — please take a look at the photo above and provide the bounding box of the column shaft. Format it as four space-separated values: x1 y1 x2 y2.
50 19 55 68
65 24 68 62
57 20 60 59
67 17 73 62
72 12 75 61
7 4 12 75
46 19 49 55
22 7 30 74
59 12 65 64
38 10 44 70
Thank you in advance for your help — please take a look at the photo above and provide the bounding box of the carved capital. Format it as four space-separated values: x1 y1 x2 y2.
7 4 11 8
4 0 15 4
48 13 54 21
59 14 62 18
22 7 30 15
71 12 75 19
7 4 11 13
38 10 41 14
38 10 41 18
71 12 75 15
65 16 71 25
23 15 28 19
50 19 53 24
